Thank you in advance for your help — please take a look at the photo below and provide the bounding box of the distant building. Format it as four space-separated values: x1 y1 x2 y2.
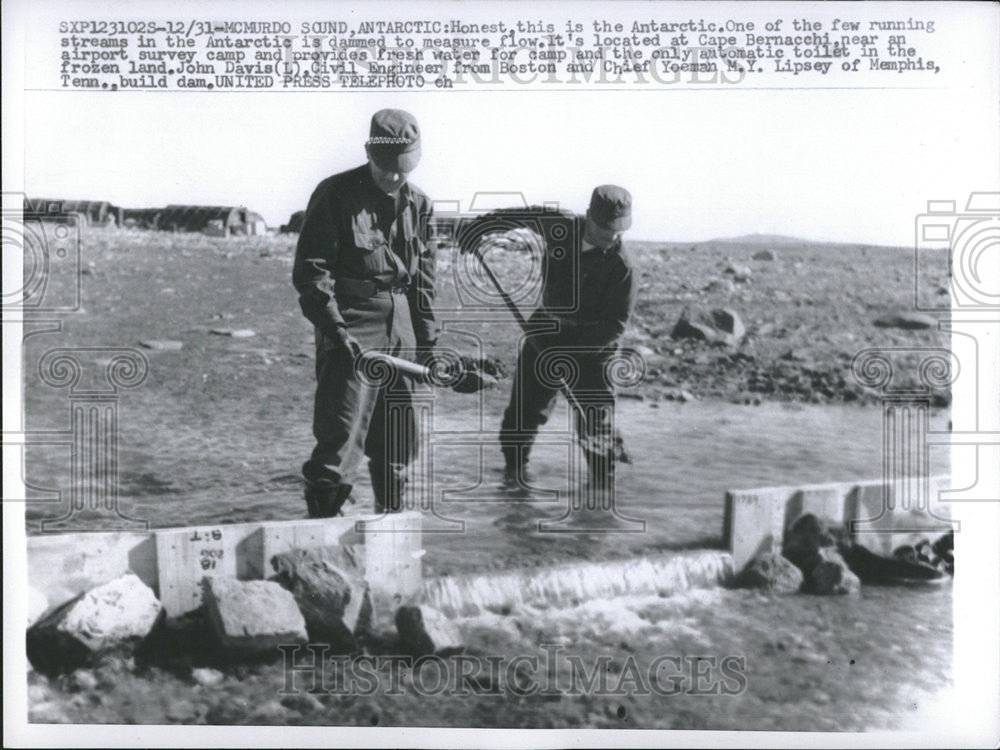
279 210 305 234
155 205 263 236
25 198 122 227
121 208 163 229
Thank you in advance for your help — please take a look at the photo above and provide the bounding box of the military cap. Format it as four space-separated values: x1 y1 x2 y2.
367 109 421 172
589 185 632 231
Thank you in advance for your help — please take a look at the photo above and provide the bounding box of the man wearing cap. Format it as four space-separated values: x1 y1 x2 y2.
293 109 438 517
460 186 636 494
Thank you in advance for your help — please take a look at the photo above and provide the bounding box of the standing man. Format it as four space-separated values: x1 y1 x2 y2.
461 187 636 496
293 109 438 518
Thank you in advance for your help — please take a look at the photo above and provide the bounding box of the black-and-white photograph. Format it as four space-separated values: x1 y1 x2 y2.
4 1 999 746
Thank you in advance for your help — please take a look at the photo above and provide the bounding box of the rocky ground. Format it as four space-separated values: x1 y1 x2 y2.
25 228 951 409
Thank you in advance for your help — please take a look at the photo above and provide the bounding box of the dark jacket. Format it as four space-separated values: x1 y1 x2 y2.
461 207 635 353
293 164 439 351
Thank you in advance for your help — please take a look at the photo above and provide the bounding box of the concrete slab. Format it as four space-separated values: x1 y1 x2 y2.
26 512 423 616
724 476 951 570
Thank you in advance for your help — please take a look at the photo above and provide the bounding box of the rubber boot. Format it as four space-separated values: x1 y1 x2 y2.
371 463 404 514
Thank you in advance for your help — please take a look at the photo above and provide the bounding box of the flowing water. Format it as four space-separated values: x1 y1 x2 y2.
25 399 953 729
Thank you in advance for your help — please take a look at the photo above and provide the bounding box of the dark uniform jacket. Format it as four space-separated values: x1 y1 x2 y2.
463 207 635 353
293 164 439 353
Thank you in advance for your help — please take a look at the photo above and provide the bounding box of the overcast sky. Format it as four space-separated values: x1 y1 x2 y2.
17 1 1000 246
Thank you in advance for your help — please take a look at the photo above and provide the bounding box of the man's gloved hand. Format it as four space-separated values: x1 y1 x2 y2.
333 328 364 361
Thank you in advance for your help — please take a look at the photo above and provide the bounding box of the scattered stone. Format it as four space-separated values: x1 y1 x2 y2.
191 667 225 687
281 691 324 714
873 312 936 330
69 668 99 691
28 587 48 628
752 249 777 261
250 700 289 723
670 306 746 346
202 577 307 654
27 572 163 673
209 328 256 338
138 339 183 351
782 513 849 572
802 548 861 595
28 682 50 704
841 543 945 584
702 278 736 294
723 263 752 282
270 546 373 653
395 605 464 656
735 552 803 593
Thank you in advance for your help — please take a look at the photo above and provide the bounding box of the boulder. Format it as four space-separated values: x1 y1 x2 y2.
782 513 849 572
702 278 736 295
873 312 936 330
138 339 183 350
202 577 307 654
395 605 464 656
270 545 373 653
670 306 746 346
27 572 163 673
191 667 224 687
841 543 945 584
734 552 803 593
752 249 777 261
724 264 752 282
209 328 256 338
802 548 861 595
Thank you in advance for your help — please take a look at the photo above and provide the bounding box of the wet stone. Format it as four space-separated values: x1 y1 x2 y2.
270 545 373 653
202 577 307 654
395 605 464 656
27 572 163 673
735 552 804 593
802 548 861 596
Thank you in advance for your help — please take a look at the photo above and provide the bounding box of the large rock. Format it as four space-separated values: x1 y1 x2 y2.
802 548 861 595
27 573 163 673
670 306 746 346
395 605 464 656
752 249 777 261
734 552 803 593
724 263 753 282
782 513 849 572
202 577 307 654
138 339 183 350
841 543 945 584
873 312 936 330
270 545 373 653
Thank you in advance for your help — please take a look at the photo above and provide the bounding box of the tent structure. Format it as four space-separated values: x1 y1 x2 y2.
279 210 305 234
121 208 163 229
25 198 122 227
155 205 260 235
